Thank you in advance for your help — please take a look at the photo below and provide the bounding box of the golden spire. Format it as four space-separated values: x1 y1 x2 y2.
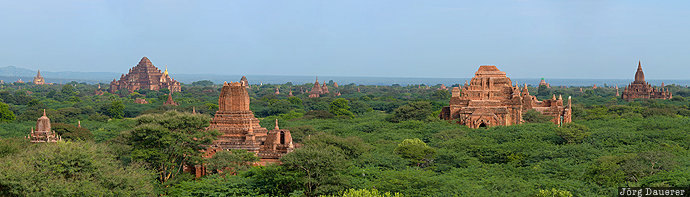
163 65 169 75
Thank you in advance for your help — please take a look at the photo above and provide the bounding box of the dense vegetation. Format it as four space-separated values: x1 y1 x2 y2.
1 81 689 196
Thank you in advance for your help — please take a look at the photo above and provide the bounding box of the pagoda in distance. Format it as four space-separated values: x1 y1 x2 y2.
621 61 672 101
33 70 45 85
110 57 181 93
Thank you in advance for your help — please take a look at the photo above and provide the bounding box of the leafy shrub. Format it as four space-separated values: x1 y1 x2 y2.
394 138 436 167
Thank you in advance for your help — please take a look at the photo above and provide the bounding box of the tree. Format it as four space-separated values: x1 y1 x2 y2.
350 101 373 114
0 101 15 122
304 132 370 159
102 100 125 119
61 84 77 96
0 141 155 196
281 145 351 197
387 101 433 123
52 123 93 141
554 123 590 144
523 109 553 123
431 89 451 100
329 98 354 119
258 99 292 117
243 165 301 196
620 151 677 182
125 111 219 183
394 138 436 167
0 138 28 158
586 155 625 187
288 96 303 105
206 149 259 174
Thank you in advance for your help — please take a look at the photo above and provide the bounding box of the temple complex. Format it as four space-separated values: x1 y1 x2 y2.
33 70 45 85
109 57 181 93
193 77 293 177
621 61 672 101
440 66 571 128
27 110 61 143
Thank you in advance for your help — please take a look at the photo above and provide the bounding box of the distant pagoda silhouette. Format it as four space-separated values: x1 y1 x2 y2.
110 57 181 93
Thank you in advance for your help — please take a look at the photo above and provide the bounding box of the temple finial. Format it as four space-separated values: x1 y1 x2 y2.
275 119 279 130
43 109 46 116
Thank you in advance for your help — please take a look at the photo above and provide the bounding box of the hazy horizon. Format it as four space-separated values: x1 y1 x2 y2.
1 0 689 79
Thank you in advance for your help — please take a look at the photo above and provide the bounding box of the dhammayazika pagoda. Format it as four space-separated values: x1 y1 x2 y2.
187 77 294 177
27 110 61 143
33 70 45 85
109 57 181 93
440 65 572 128
621 61 672 101
538 78 550 88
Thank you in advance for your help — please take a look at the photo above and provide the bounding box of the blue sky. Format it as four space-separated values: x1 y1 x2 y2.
1 0 689 79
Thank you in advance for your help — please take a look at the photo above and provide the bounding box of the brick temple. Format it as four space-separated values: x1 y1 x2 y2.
440 66 572 128
188 77 295 177
27 110 61 143
163 92 179 106
109 57 181 93
621 61 672 101
308 77 326 98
